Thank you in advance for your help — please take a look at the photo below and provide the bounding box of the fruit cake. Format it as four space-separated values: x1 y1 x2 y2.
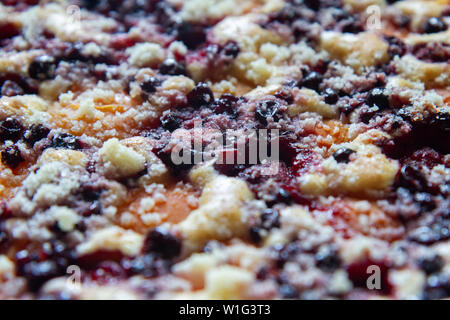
0 0 449 300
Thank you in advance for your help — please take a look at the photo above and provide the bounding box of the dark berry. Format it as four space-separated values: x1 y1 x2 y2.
213 93 239 115
277 188 293 204
140 76 162 94
358 105 378 123
50 133 81 150
304 0 320 11
143 228 182 259
423 17 447 34
0 22 20 41
269 4 299 24
393 14 411 28
1 145 24 169
187 82 214 108
160 112 183 132
367 88 389 109
412 42 450 63
0 230 8 247
222 41 240 58
385 36 407 58
176 22 207 49
0 117 23 141
249 226 262 243
301 71 323 92
158 59 187 76
153 1 178 31
315 245 341 272
157 147 195 174
278 132 299 163
122 254 169 278
79 184 102 202
275 242 300 268
423 274 450 300
23 124 50 146
341 18 364 33
81 201 102 217
418 255 444 275
255 100 281 126
414 192 436 213
280 283 299 299
397 163 427 192
260 209 281 230
323 88 339 104
332 148 355 164
28 55 57 80
20 260 61 292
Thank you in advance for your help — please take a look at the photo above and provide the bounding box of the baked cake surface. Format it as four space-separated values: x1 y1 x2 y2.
0 0 449 299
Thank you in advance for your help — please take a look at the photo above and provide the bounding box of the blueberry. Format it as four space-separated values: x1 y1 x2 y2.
143 228 182 259
140 77 162 94
423 274 450 300
28 55 57 80
158 59 187 76
301 71 323 92
0 22 20 41
385 36 407 58
249 226 262 243
23 124 50 146
304 0 320 11
213 93 239 115
261 209 281 230
160 112 183 132
1 145 24 169
0 230 8 247
418 255 444 275
79 184 102 202
176 22 207 49
341 18 364 33
122 254 169 278
323 88 339 104
316 245 341 272
332 148 355 163
423 17 447 34
397 163 427 192
0 117 23 142
50 133 81 150
222 41 240 58
366 88 389 109
21 260 61 292
280 283 299 299
367 88 389 109
255 100 281 126
187 82 214 108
